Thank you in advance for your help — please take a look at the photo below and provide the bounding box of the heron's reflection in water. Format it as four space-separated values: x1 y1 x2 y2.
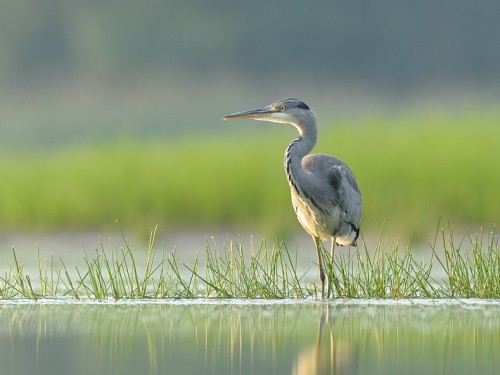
292 305 356 375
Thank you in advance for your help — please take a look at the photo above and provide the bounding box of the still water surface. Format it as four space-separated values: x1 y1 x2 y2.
0 299 499 375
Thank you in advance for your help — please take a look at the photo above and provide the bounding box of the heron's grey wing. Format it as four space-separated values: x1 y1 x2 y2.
302 154 362 228
329 162 362 228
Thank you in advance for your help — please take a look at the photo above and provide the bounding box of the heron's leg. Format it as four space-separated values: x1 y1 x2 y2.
327 237 336 298
313 236 326 298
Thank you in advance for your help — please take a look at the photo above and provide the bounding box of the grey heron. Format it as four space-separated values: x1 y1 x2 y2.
223 98 362 298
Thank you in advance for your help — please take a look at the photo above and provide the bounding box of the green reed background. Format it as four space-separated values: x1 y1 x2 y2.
0 109 498 237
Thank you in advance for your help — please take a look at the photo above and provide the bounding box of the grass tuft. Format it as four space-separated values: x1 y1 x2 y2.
434 225 500 298
195 237 306 298
326 235 437 299
0 226 498 300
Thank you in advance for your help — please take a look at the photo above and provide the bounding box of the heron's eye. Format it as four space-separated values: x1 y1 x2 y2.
280 106 285 111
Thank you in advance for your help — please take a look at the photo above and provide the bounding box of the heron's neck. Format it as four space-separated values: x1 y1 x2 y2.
284 131 316 192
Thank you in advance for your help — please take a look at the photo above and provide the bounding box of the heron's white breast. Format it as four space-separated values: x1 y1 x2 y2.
291 193 341 240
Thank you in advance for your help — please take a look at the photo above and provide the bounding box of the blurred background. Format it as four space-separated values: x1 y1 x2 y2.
1 1 499 254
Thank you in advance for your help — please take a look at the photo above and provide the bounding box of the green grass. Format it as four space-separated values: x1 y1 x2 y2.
0 226 498 300
437 226 500 298
0 109 499 237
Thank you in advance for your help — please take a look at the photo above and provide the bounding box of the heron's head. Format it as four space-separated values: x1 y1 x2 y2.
223 98 315 127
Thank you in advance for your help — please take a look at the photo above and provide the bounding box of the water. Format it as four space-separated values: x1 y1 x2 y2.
1 299 499 375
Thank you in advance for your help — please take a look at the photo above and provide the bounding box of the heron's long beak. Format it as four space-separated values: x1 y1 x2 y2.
223 105 274 120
